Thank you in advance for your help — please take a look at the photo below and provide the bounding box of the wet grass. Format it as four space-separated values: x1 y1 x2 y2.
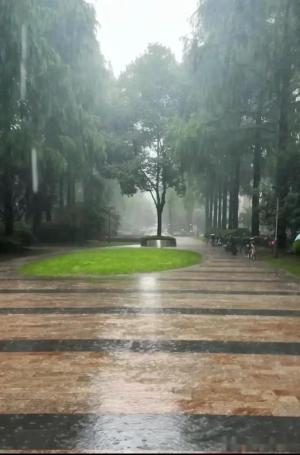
266 255 300 278
21 247 201 276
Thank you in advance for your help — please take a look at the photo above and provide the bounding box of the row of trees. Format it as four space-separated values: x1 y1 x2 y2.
0 0 121 240
113 0 300 244
1 0 300 245
177 0 300 245
0 0 188 240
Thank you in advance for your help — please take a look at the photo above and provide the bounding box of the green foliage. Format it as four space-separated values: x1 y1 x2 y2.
0 237 24 254
293 240 300 255
117 44 185 235
267 255 300 278
0 0 118 240
1 0 300 247
173 0 300 241
36 205 120 243
35 223 84 243
0 222 34 248
14 225 35 246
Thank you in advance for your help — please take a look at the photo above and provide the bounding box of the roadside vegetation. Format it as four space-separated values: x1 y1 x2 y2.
266 256 300 279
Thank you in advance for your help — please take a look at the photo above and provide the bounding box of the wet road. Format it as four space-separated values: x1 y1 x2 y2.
0 238 299 453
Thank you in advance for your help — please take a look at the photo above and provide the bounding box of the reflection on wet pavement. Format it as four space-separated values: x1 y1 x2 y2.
0 414 299 452
0 352 299 415
0 313 300 342
0 238 299 453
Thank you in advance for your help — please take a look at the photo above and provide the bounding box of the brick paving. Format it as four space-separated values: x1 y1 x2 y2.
0 238 299 453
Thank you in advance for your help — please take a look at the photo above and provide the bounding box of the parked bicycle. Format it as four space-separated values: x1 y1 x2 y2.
247 238 256 260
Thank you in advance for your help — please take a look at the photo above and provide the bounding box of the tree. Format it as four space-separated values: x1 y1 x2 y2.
118 44 184 236
0 0 32 235
0 0 115 240
176 0 300 246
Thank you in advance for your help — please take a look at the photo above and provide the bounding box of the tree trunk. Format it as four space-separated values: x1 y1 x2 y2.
25 183 31 224
222 180 228 229
230 156 240 229
32 193 42 236
59 175 64 208
251 143 261 236
67 172 75 207
156 206 162 237
228 171 235 229
208 193 213 230
217 185 222 229
205 196 210 233
251 107 262 236
46 204 52 222
3 174 14 236
276 1 292 248
213 191 218 229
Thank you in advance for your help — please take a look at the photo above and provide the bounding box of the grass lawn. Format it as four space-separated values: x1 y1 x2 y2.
266 255 300 278
21 247 201 276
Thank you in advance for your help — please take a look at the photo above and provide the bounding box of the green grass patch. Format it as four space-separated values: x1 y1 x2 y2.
21 247 201 276
266 255 300 278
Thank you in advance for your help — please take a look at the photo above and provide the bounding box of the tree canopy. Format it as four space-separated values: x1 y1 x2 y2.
116 44 184 236
177 0 300 245
1 0 300 246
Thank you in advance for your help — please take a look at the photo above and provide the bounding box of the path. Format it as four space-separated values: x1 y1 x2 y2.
0 238 299 453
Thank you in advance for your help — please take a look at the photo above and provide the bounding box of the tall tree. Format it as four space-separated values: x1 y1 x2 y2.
0 0 114 239
118 44 184 236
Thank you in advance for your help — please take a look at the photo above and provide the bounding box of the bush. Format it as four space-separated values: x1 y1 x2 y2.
0 222 34 253
52 204 120 241
14 226 35 246
35 223 86 244
293 240 300 255
0 237 24 254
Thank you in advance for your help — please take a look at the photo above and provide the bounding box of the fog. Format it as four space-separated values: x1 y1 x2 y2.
116 189 205 237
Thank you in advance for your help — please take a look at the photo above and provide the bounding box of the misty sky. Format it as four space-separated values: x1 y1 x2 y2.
90 0 198 75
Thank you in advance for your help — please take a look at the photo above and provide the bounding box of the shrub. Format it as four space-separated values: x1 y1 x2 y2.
0 237 23 254
53 204 120 240
14 226 35 246
35 223 85 243
255 236 272 247
35 202 121 244
293 240 300 255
